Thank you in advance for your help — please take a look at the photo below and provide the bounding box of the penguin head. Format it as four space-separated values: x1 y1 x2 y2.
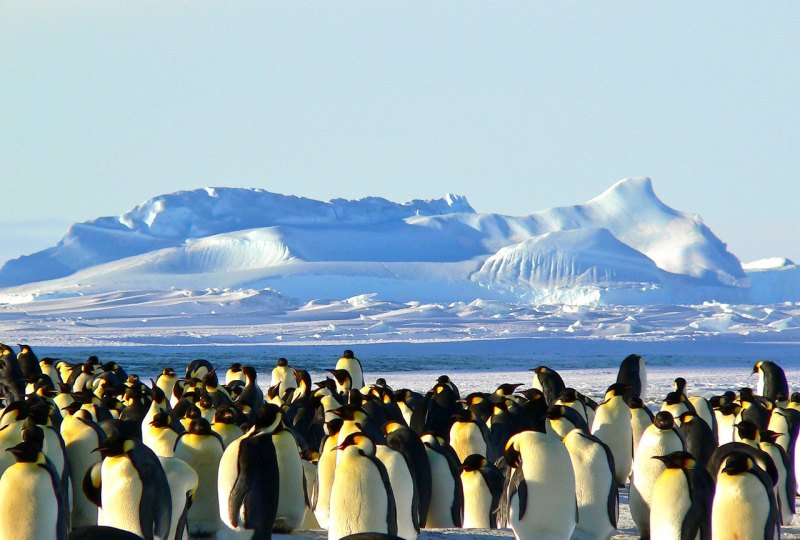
330 405 367 424
721 453 754 476
628 397 645 409
213 407 237 425
735 420 759 442
326 369 352 387
375 377 388 387
301 449 320 463
673 377 687 394
545 405 567 420
752 361 762 375
739 388 756 403
678 411 698 425
242 366 258 382
451 409 473 423
252 403 282 433
276 358 289 367
6 440 44 464
188 418 213 436
161 367 176 377
383 421 405 435
86 355 100 366
202 370 219 389
61 401 82 416
663 391 685 406
150 412 171 429
516 388 545 402
761 429 782 445
504 436 523 468
341 350 355 360
94 435 136 458
334 432 374 454
464 392 487 406
653 451 696 470
228 363 242 373
604 383 630 400
460 453 488 472
653 411 675 430
495 383 523 396
558 388 578 403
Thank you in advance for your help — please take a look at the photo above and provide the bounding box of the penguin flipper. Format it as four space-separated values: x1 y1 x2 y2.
507 466 528 521
174 492 192 540
40 461 68 540
82 462 103 508
364 451 398 536
129 447 171 540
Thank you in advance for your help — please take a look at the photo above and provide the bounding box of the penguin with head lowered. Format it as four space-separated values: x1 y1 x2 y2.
754 360 789 402
218 403 282 540
459 453 503 529
649 451 713 540
591 383 633 487
530 366 565 406
616 353 647 403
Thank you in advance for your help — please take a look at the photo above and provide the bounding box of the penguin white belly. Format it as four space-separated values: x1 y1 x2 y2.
715 412 737 446
158 456 199 540
461 470 492 529
450 423 487 463
757 373 765 397
212 423 244 449
300 460 321 530
174 435 223 534
630 408 651 458
335 358 364 389
273 430 307 532
689 396 715 431
761 443 793 525
328 449 390 540
218 436 243 531
314 435 339 529
712 473 771 539
143 428 177 458
376 445 417 540
0 463 59 540
510 432 577 540
99 456 145 537
398 402 414 427
649 469 691 540
424 448 457 528
62 419 101 528
591 400 632 486
768 410 791 453
629 430 683 538
564 432 615 540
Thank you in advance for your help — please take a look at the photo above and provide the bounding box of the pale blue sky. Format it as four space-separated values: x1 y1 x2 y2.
2 2 798 265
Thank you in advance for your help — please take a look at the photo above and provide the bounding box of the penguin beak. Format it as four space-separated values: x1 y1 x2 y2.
651 455 668 464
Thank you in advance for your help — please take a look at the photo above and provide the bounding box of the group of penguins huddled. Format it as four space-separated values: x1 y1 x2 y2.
0 344 796 540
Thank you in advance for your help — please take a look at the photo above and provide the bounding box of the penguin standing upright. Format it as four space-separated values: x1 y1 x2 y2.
502 430 577 540
616 353 647 402
89 435 172 540
419 433 462 529
754 361 789 402
629 397 654 458
459 454 503 529
449 409 490 463
16 344 42 380
562 429 617 540
173 418 224 536
712 453 780 540
218 404 282 540
336 350 364 390
384 422 433 529
760 430 796 526
270 358 297 396
376 442 419 540
271 417 307 533
328 433 397 540
530 366 565 405
591 383 633 486
649 451 713 540
0 429 67 540
60 409 105 529
629 411 685 539
156 455 198 540
314 419 343 530
678 411 717 469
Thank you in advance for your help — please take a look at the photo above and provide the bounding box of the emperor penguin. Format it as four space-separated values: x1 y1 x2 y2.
156 455 198 540
649 451 714 540
459 454 504 529
449 409 489 463
678 411 717 469
225 363 245 386
299 450 321 530
384 421 433 528
591 383 633 486
530 365 565 405
335 349 364 391
376 441 419 540
89 435 172 540
172 418 224 536
616 353 647 402
544 404 589 440
629 411 685 539
713 399 741 445
754 360 789 402
218 404 282 540
629 397 655 458
271 416 308 533
759 430 796 526
562 429 618 540
270 358 297 396
210 406 244 448
16 343 42 380
555 387 590 424
329 432 397 540
712 452 780 540
61 409 105 528
314 418 343 530
419 433 462 528
502 430 577 540
143 412 182 458
0 433 67 540
154 368 178 401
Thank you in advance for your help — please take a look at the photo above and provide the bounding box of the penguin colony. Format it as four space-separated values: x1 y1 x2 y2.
0 344 796 540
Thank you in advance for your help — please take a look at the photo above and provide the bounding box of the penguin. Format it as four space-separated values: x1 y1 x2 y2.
649 451 713 540
327 369 354 396
271 416 307 533
502 430 577 540
712 452 780 540
713 399 741 445
737 388 771 431
218 404 282 540
754 360 789 402
299 450 321 530
530 365 565 405
39 357 62 388
314 419 343 530
629 397 654 458
235 365 264 420
329 432 397 540
629 411 685 539
760 430 796 526
185 358 213 381
591 383 633 486
210 406 244 448
61 408 105 529
375 442 419 540
16 343 42 380
384 421 433 528
270 358 297 396
555 387 590 424
544 404 589 440
562 429 617 540
449 408 489 463
0 429 67 540
459 453 504 529
335 349 364 391
89 435 172 540
156 455 197 540
419 433 462 528
616 353 647 402
394 389 423 427
660 391 695 423
172 418 224 536
143 412 182 458
678 411 717 469
155 368 178 401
